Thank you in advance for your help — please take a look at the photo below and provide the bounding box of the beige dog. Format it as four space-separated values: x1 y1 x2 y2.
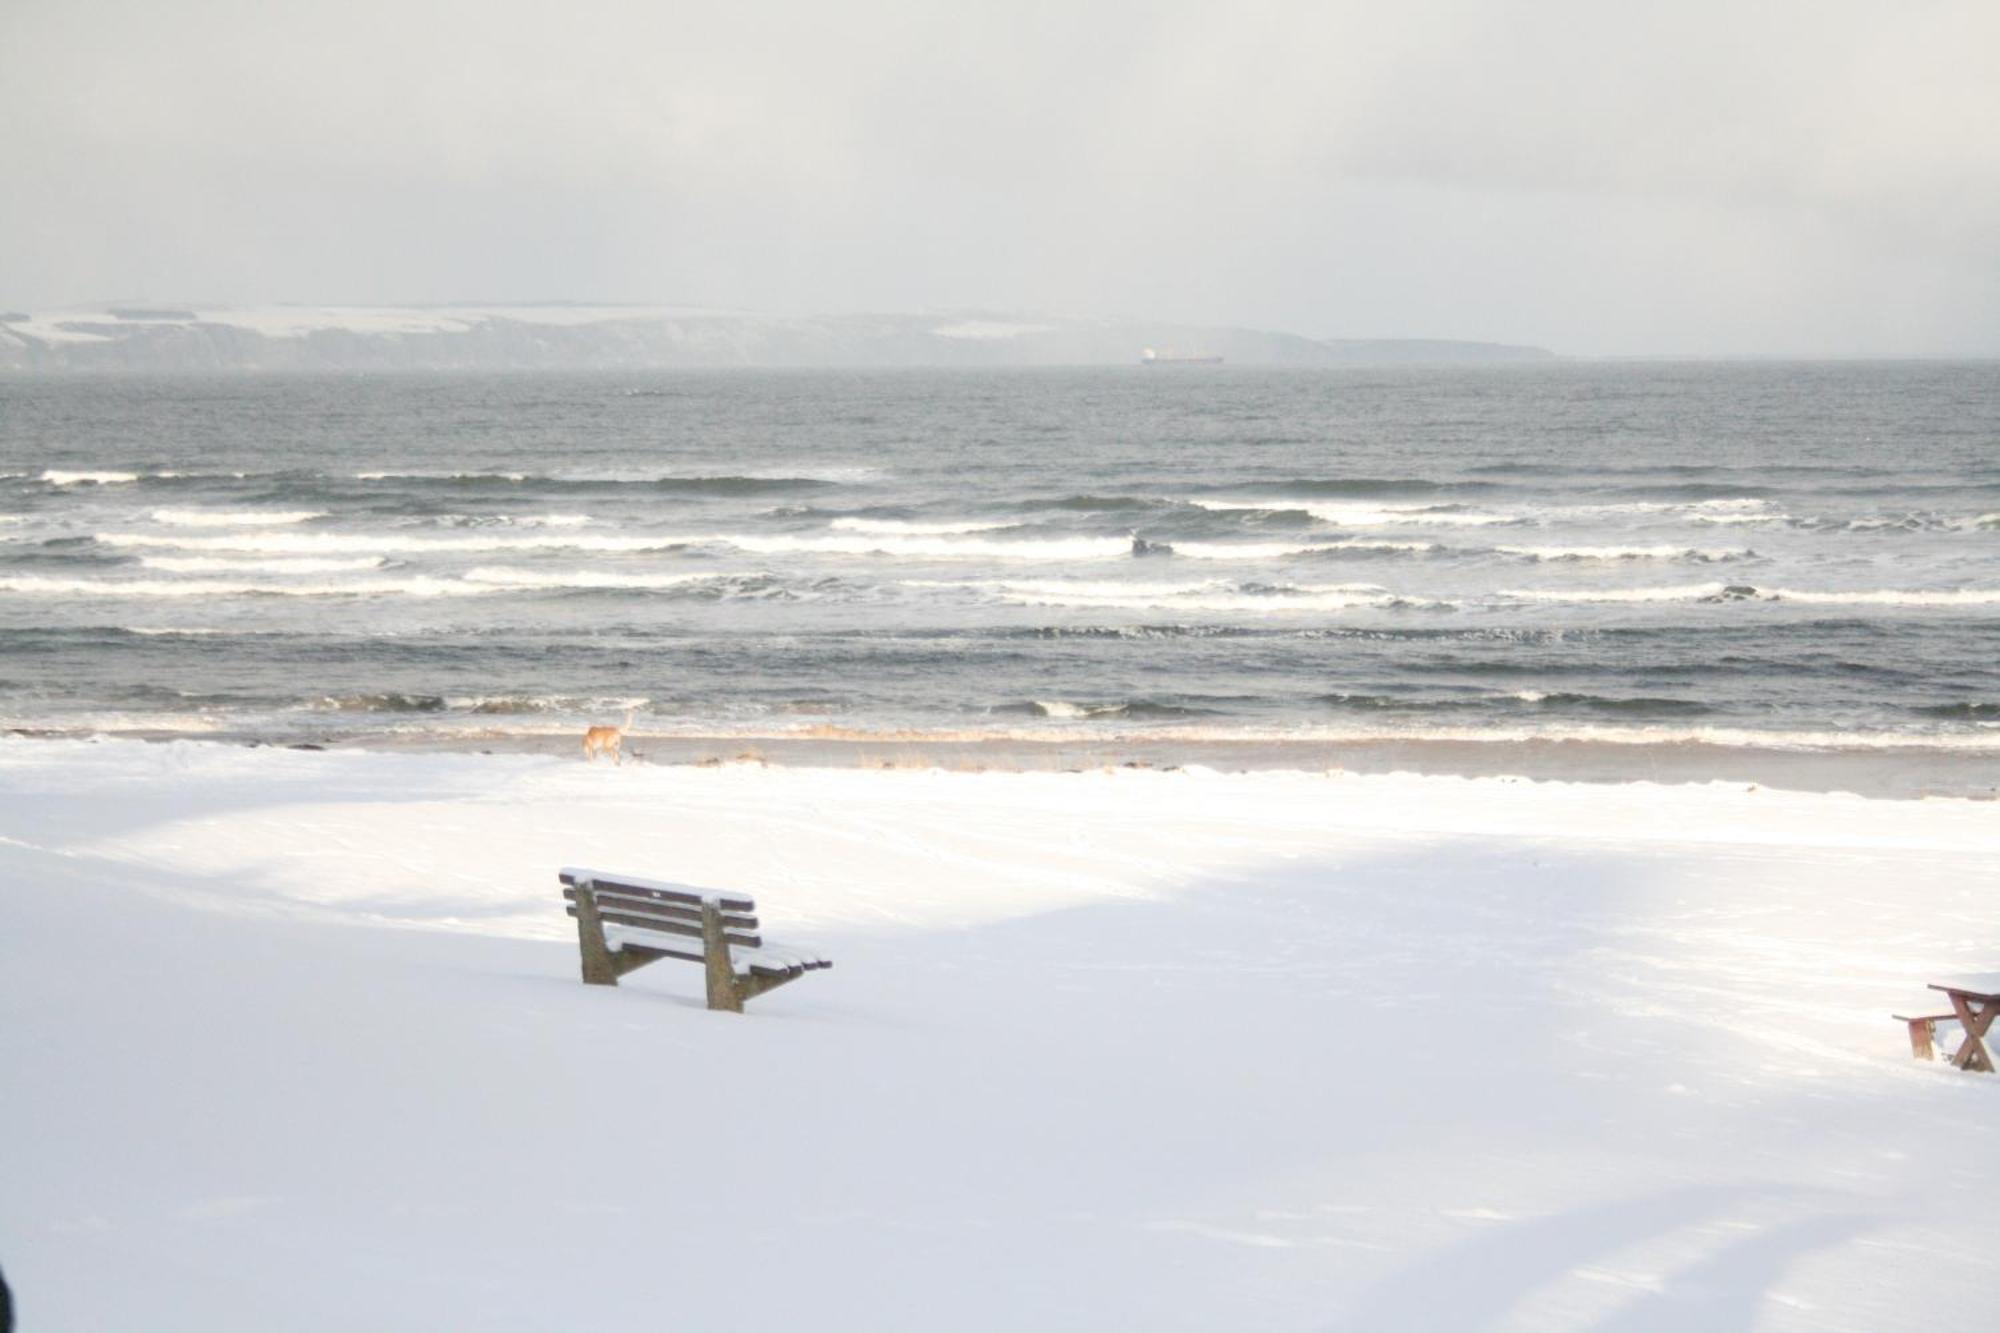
582 709 636 764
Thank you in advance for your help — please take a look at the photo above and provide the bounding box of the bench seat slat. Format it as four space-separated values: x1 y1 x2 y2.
738 942 833 976
601 924 830 976
560 867 755 915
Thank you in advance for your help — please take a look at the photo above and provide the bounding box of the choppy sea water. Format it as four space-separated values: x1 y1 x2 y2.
2 364 1998 758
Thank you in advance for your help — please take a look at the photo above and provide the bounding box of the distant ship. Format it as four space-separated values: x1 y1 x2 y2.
1141 347 1223 365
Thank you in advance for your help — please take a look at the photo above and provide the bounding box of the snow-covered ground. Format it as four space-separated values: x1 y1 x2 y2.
2 738 1996 1331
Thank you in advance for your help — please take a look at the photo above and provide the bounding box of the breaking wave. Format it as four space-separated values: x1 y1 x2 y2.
0 574 489 598
41 470 144 486
1209 477 1495 497
993 698 1229 720
1500 584 2000 607
1191 498 1516 528
458 567 789 597
138 555 389 574
1495 544 1754 563
150 508 326 527
907 577 1445 613
351 471 848 495
830 517 1016 536
96 531 683 556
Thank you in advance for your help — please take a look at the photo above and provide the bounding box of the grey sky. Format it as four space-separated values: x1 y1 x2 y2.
5 0 1996 355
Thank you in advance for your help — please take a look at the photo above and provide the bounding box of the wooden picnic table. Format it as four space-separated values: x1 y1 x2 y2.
1928 974 2000 1072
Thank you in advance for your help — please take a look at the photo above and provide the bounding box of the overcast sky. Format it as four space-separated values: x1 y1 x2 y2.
4 0 1996 355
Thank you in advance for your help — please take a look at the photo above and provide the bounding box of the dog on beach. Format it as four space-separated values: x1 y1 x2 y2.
583 710 636 764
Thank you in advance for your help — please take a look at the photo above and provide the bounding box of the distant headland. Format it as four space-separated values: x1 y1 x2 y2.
0 304 1555 371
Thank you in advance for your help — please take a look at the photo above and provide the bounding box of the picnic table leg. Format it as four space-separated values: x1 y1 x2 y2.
1946 994 1997 1072
1906 1018 1938 1061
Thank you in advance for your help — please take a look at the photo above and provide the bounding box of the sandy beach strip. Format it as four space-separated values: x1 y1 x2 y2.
11 721 2000 799
2 736 1998 1330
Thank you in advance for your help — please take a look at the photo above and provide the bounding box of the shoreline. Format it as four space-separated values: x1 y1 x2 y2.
10 724 1998 800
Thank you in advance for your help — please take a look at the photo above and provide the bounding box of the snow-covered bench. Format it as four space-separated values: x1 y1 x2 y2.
560 867 831 1013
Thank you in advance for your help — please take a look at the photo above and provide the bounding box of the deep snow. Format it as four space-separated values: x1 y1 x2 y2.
2 738 1997 1331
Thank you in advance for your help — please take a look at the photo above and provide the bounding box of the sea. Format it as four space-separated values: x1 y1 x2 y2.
3 362 1998 774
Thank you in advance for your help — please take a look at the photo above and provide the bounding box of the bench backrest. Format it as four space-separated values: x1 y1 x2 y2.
559 868 761 952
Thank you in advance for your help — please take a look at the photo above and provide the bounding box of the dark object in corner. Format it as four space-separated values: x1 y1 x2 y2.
2 1259 14 1333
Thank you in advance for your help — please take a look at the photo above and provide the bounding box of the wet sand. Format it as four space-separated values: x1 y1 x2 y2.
35 725 1992 801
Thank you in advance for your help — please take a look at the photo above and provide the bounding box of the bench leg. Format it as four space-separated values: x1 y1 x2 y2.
702 902 744 1013
573 883 619 986
1907 1018 1938 1061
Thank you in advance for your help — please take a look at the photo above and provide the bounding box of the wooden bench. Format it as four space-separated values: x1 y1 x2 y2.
1892 1009 1958 1061
560 867 831 1013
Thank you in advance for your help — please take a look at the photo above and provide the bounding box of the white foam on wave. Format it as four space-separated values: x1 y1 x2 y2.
1577 497 1775 522
751 464 885 484
1495 544 1751 562
95 526 1441 563
1500 583 2000 607
140 555 388 574
42 470 141 486
1191 498 1514 528
514 513 591 527
1171 537 1444 560
0 574 488 598
97 531 675 555
355 470 529 482
459 566 719 591
150 508 327 527
0 711 227 735
1771 588 2000 606
906 577 1422 613
426 513 595 530
1500 583 1735 604
1170 541 1323 561
830 518 1015 536
95 528 1126 560
906 576 1243 600
712 532 1133 560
